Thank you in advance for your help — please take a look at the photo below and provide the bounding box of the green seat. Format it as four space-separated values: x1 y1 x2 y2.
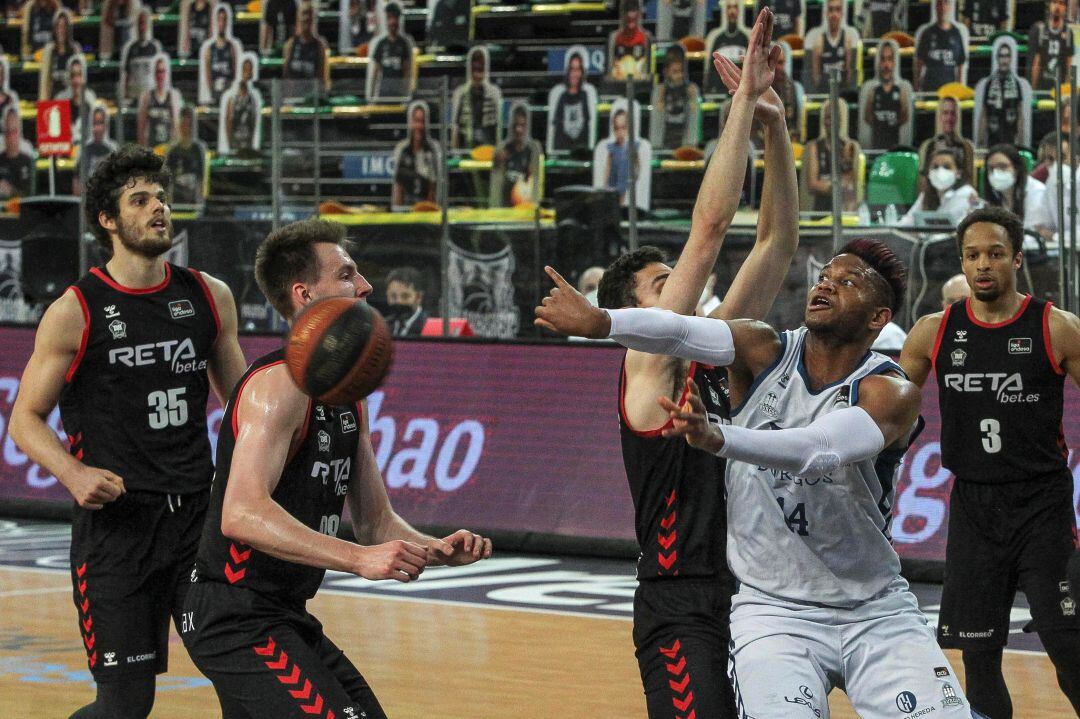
865 151 920 208
1019 148 1035 172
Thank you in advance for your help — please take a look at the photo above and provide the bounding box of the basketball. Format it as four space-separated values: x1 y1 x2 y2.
285 297 395 405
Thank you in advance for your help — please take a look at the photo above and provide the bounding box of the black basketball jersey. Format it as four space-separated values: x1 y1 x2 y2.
705 29 748 94
0 152 34 198
670 0 695 38
189 2 212 51
662 83 689 149
963 0 1007 37
230 89 257 150
553 89 590 151
917 24 967 91
759 0 801 37
983 72 1020 146
871 83 902 149
866 0 895 37
1030 21 1071 91
286 37 322 79
59 264 220 494
29 5 53 51
933 296 1068 483
166 141 206 205
620 360 730 580
394 141 436 204
194 349 361 603
500 140 534 205
819 31 847 89
146 90 175 146
264 0 298 48
210 41 236 99
49 46 74 96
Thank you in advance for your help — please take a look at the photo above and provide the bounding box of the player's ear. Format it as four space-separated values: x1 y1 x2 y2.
1012 250 1023 270
290 281 312 312
869 306 892 332
98 211 117 234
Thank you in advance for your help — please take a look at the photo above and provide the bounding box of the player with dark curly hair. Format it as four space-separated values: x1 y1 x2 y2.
9 144 247 719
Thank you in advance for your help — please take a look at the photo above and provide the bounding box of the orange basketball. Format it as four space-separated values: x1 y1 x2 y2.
285 298 395 405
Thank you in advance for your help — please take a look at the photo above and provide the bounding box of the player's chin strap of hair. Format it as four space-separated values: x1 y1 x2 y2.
605 307 736 366
717 407 886 480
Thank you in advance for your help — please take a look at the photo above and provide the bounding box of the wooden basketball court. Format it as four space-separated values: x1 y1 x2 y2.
1 565 1075 718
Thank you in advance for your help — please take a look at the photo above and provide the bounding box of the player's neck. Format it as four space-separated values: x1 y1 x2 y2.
803 332 873 390
105 250 168 289
968 290 1026 324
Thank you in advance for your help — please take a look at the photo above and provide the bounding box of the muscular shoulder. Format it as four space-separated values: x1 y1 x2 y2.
193 270 235 307
904 311 945 355
857 373 921 418
37 289 87 354
1048 305 1080 352
235 364 309 435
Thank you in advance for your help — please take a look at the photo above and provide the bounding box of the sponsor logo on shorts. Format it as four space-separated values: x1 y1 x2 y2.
958 629 994 638
169 300 195 319
108 319 126 340
1008 338 1032 355
126 652 156 664
103 652 118 667
783 685 821 717
950 349 966 367
934 666 950 678
1062 597 1077 616
896 691 918 712
340 411 358 433
940 683 963 708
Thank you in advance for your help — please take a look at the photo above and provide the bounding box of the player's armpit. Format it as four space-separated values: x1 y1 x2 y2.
199 272 247 402
853 374 923 448
898 311 944 388
622 352 685 430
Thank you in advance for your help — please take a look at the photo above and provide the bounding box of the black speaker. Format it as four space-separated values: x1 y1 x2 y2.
552 185 621 281
19 196 81 303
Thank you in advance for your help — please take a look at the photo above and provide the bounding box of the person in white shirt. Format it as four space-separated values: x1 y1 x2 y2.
1030 152 1078 248
900 146 979 226
980 144 1044 230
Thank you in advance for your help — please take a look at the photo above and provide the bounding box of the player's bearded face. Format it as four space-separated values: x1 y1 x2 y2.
115 180 173 258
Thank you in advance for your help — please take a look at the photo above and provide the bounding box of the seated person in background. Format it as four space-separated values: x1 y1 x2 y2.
179 0 216 59
961 0 1009 37
607 0 653 82
137 54 182 148
451 46 502 150
261 0 297 53
772 40 803 142
166 105 209 206
651 44 700 150
0 107 35 199
900 146 979 225
1028 0 1071 92
914 0 968 92
491 101 542 207
974 36 1031 149
73 103 117 195
805 0 859 93
577 266 604 306
99 0 138 61
1032 131 1067 183
20 0 59 61
703 0 749 95
803 100 860 212
341 0 379 54
856 0 907 38
981 144 1044 230
282 1 331 93
120 9 164 103
38 7 78 99
858 38 913 151
385 266 429 336
919 96 975 183
0 58 20 124
56 55 96 142
546 47 598 155
220 53 264 155
757 0 801 37
199 4 241 106
940 272 970 308
367 3 416 101
392 101 441 208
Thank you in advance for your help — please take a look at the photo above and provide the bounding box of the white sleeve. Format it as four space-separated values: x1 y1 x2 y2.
606 307 736 366
717 406 885 479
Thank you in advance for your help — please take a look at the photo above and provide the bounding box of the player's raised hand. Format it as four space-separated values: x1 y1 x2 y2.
658 378 726 454
716 8 783 105
429 529 493 566
534 265 612 339
352 539 429 582
713 50 785 127
61 465 125 510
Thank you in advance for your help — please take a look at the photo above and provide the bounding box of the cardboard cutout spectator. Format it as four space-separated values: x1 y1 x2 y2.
0 107 35 199
166 105 209 206
491 101 542 207
704 0 749 95
283 1 331 92
858 39 913 150
21 0 59 60
914 0 969 92
384 266 429 336
593 98 652 210
392 100 442 207
919 95 975 181
974 36 1031 148
56 54 96 141
340 0 380 54
0 59 21 127
756 0 802 38
546 46 598 155
607 0 653 82
367 2 416 101
980 143 1045 228
261 0 297 53
656 0 705 42
805 0 860 93
651 44 700 149
219 52 263 155
427 0 471 50
39 8 78 98
179 0 216 58
120 9 164 102
855 0 907 38
1029 0 1072 91
803 100 860 211
960 0 1010 37
450 46 501 149
99 0 138 61
773 40 804 142
199 4 241 106
74 103 116 195
137 53 181 147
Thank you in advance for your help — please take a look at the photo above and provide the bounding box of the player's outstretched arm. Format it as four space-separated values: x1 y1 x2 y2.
1049 305 1080 389
197 272 247 403
347 399 492 568
220 366 428 582
10 291 126 510
898 311 944 388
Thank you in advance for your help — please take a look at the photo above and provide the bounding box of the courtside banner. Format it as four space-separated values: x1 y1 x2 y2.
0 326 1077 560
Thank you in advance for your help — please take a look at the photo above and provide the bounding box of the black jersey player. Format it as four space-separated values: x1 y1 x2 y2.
180 218 492 719
902 206 1080 719
537 12 798 717
9 145 247 719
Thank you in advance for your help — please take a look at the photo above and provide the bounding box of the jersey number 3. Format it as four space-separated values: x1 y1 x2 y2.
148 388 189 429
979 418 1002 454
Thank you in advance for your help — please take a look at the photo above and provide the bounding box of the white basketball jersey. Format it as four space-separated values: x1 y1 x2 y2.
726 327 906 607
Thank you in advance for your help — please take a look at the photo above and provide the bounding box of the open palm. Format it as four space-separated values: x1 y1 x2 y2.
711 8 785 125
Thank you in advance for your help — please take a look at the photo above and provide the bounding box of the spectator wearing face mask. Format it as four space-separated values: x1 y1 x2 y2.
900 146 979 225
980 144 1044 230
385 266 429 336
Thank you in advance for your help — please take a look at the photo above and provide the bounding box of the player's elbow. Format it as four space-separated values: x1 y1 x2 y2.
220 495 260 543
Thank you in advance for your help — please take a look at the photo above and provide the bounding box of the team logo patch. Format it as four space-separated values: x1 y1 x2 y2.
1062 597 1077 616
317 430 331 454
895 691 917 712
941 683 963 708
934 666 950 678
169 299 195 319
950 348 967 367
340 411 358 433
108 319 126 340
1008 337 1032 354
759 392 780 418
104 304 119 318
954 330 968 343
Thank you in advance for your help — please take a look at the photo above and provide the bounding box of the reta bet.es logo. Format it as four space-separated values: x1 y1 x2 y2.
108 338 207 374
941 372 1040 404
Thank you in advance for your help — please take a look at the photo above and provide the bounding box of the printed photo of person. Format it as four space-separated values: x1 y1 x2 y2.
804 0 860 93
199 4 241 106
974 35 1031 148
546 45 598 155
282 0 331 93
119 8 164 102
914 0 969 92
1028 0 1072 91
451 46 501 149
218 52 263 155
855 0 907 38
704 0 749 95
858 39 914 150
960 0 1010 37
137 53 182 148
0 107 35 200
0 58 19 127
802 100 861 212
179 0 216 59
38 8 78 99
366 2 416 101
650 44 700 149
607 0 653 82
427 0 471 50
98 0 138 61
656 0 704 41
339 0 380 54
21 0 59 61
73 103 117 195
166 105 209 207
392 100 442 208
491 101 543 207
756 0 802 38
592 98 652 210
261 0 297 53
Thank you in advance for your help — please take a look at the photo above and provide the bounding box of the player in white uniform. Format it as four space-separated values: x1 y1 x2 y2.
536 239 984 719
